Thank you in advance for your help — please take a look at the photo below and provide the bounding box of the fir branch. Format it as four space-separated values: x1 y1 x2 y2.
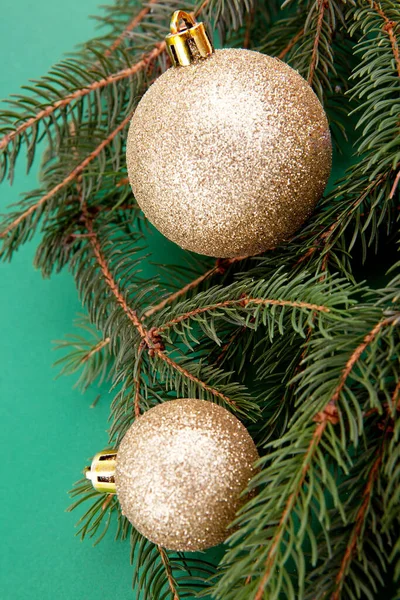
0 45 162 157
54 317 112 392
154 297 330 340
308 0 330 86
81 200 147 341
0 0 209 164
157 546 180 600
253 419 327 600
103 0 161 58
372 0 400 79
152 350 240 409
142 264 222 319
80 337 111 363
277 27 305 59
79 198 246 415
1 113 132 239
332 449 384 600
212 305 399 599
142 257 244 319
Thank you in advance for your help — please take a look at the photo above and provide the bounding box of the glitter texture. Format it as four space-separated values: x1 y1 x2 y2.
115 399 259 551
126 49 332 257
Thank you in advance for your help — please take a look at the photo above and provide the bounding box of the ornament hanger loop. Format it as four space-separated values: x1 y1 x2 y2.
166 9 213 67
170 10 196 35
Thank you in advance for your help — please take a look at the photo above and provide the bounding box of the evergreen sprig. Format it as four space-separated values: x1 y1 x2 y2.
1 0 400 598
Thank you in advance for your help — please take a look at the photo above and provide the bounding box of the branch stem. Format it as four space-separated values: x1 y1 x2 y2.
80 337 110 363
142 257 245 320
254 313 399 598
103 0 160 58
278 28 304 60
157 546 180 600
308 0 328 86
1 113 132 238
155 297 330 334
332 450 383 600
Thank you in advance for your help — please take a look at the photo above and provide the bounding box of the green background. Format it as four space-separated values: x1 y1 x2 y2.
0 1 138 598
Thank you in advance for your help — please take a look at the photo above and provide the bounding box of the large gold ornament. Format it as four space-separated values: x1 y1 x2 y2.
86 399 259 551
126 11 332 258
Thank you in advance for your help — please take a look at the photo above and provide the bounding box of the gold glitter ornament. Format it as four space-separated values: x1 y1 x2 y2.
126 11 332 258
86 399 259 551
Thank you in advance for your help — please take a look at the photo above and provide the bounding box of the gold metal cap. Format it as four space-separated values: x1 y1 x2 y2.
166 10 213 67
85 449 117 493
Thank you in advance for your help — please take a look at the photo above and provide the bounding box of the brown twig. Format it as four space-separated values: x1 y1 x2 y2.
308 0 329 86
390 169 400 199
254 314 398 599
278 28 304 60
142 257 245 320
0 45 165 153
116 176 130 187
80 198 238 409
143 266 220 319
134 344 145 418
103 0 159 58
1 113 132 238
372 1 400 79
157 546 180 600
80 337 110 363
243 7 255 49
332 451 383 600
254 420 326 600
81 203 148 341
154 297 330 334
297 173 388 267
101 493 115 511
330 315 398 406
153 349 238 409
391 378 400 412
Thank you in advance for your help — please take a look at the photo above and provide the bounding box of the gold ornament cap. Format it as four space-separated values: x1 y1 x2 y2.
85 449 117 493
166 10 213 67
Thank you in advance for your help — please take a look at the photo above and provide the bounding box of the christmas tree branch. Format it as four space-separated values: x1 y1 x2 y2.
157 546 180 600
254 419 327 600
308 0 329 86
332 448 384 600
81 200 148 341
372 0 400 78
327 314 400 406
0 113 132 238
80 337 111 364
277 27 305 59
0 46 162 157
142 256 245 319
215 306 399 599
0 0 210 162
79 197 241 413
154 297 330 334
103 0 161 58
153 351 239 409
142 264 221 319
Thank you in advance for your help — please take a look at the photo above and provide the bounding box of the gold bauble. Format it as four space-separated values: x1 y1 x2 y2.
115 399 259 551
126 48 332 258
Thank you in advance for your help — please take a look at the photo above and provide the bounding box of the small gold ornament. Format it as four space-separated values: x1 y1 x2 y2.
86 399 259 551
126 11 332 258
